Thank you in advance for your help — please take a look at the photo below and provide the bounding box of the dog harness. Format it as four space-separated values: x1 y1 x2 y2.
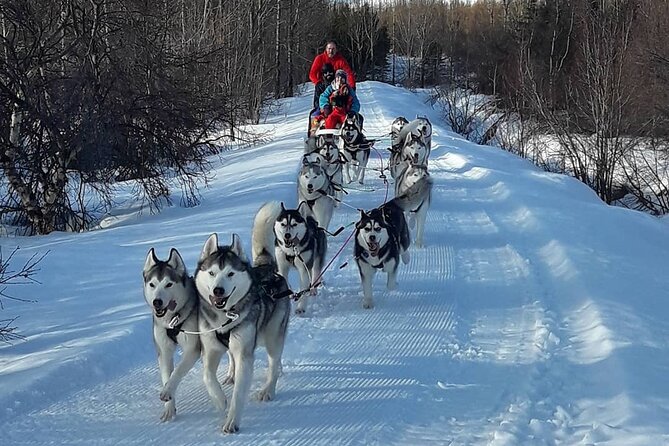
165 294 197 344
303 190 330 210
279 232 315 267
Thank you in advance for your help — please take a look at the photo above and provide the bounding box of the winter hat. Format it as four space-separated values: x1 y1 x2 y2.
335 69 347 81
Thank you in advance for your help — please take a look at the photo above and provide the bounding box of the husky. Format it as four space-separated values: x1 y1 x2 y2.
195 232 290 434
354 199 410 309
316 141 344 206
259 201 327 315
298 160 335 229
390 116 410 152
142 248 200 422
389 134 430 180
389 116 428 180
397 117 432 153
338 113 371 184
394 164 433 247
303 138 344 203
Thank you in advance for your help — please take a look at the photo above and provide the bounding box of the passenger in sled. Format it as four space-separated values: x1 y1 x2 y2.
318 69 360 130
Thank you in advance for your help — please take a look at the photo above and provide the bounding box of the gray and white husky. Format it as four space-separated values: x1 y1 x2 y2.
394 164 433 248
142 248 200 422
256 201 327 315
338 114 370 184
354 199 411 309
195 232 290 434
390 116 410 152
317 141 345 204
397 117 432 153
298 161 335 229
303 141 344 206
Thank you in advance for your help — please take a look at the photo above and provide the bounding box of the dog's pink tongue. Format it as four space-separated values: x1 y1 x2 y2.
166 300 177 311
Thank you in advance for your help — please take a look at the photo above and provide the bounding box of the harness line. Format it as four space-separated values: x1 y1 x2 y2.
290 226 356 300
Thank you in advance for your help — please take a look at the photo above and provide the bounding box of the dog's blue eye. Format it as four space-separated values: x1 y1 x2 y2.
166 283 173 288
374 228 381 232
209 271 215 277
227 272 234 278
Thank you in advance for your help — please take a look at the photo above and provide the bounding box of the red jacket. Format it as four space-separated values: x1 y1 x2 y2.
309 51 356 89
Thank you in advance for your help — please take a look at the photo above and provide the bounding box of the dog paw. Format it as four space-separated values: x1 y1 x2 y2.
255 388 275 402
159 385 174 402
222 419 239 434
160 402 176 422
362 299 374 309
295 307 306 316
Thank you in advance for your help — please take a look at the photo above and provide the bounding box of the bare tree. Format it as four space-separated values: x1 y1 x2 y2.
0 0 231 233
519 0 641 203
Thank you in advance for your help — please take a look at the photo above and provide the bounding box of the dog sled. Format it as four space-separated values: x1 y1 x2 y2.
307 107 365 138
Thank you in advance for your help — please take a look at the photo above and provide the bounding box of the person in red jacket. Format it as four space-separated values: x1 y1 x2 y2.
309 41 356 90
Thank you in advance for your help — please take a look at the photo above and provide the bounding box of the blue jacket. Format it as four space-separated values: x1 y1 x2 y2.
319 84 360 114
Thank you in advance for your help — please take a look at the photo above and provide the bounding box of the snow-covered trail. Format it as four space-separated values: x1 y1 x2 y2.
2 82 669 445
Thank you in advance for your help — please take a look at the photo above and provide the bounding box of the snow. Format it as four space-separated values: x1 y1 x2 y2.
2 81 669 445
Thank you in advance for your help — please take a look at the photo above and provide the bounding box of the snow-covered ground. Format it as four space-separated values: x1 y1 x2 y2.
2 81 669 445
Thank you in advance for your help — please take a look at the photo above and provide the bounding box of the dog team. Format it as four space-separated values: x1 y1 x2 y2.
141 115 434 433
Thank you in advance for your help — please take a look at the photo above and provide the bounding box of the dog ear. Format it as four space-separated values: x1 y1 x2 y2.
355 209 367 229
200 233 218 261
143 248 159 272
167 248 187 275
230 233 246 260
296 201 308 216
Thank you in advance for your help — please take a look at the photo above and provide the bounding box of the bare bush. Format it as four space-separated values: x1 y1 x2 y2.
432 85 499 144
621 138 669 215
0 247 45 343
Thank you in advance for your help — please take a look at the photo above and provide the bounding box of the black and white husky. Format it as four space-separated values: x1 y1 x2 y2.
298 160 335 229
339 114 370 184
142 248 200 422
195 231 290 434
255 201 327 315
394 164 433 248
354 199 411 309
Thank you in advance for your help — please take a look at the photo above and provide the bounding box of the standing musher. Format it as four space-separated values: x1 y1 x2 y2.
309 40 356 92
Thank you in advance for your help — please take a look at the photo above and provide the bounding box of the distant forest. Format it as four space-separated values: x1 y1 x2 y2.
1 0 667 235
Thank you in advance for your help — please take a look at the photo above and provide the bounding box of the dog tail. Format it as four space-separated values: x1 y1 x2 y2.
252 201 281 267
